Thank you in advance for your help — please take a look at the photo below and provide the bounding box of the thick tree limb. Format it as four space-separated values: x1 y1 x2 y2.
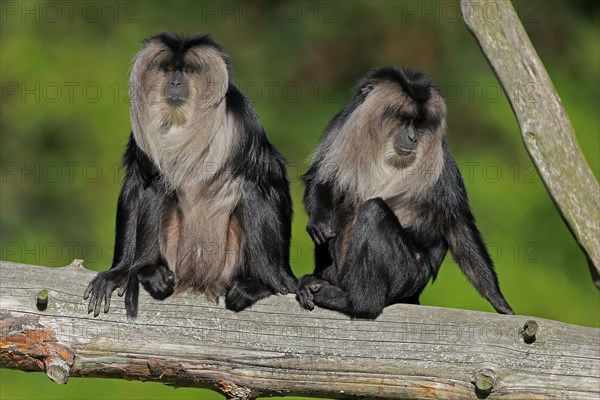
1 261 599 399
460 0 600 286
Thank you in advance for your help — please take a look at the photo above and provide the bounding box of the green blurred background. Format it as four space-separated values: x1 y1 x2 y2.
1 1 598 399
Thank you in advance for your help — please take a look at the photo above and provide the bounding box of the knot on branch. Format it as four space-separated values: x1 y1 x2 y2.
472 368 497 397
521 320 539 344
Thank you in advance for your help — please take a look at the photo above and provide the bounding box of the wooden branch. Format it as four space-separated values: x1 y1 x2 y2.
460 0 600 286
1 261 599 399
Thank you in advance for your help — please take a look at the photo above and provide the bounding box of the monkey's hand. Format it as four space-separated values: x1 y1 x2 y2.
307 219 335 245
296 275 325 311
83 269 128 317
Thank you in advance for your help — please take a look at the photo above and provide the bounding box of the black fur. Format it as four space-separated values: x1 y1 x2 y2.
84 34 295 317
297 66 513 319
144 33 230 73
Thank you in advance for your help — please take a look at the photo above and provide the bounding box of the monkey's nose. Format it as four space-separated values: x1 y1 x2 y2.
408 128 416 142
171 80 181 86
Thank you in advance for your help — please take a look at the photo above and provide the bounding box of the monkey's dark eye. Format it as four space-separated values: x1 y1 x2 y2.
164 64 174 72
183 66 194 73
400 112 414 122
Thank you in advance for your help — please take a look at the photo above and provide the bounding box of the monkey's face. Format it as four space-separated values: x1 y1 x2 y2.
364 82 423 168
393 113 419 158
162 67 190 107
387 100 444 169
130 34 230 128
386 116 419 169
363 76 445 170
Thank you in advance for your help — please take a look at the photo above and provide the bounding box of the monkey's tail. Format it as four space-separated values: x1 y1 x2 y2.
124 273 140 318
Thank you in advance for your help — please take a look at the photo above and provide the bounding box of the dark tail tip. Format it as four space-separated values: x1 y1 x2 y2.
125 275 140 318
493 298 514 315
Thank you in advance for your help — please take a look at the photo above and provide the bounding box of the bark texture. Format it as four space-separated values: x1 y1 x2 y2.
1 260 599 399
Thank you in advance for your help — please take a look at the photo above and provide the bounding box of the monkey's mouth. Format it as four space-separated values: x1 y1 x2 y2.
165 96 186 107
397 146 415 156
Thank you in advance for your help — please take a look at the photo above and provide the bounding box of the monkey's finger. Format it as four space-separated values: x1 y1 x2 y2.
117 286 126 297
308 226 322 245
93 284 106 317
306 288 315 301
87 296 95 314
318 228 329 243
303 296 315 311
83 282 94 300
285 284 297 295
314 232 324 245
299 284 314 302
87 288 98 314
93 300 102 317
295 293 314 311
104 290 112 313
302 290 315 310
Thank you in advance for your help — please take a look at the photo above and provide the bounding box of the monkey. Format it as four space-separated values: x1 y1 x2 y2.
296 66 513 319
84 33 296 317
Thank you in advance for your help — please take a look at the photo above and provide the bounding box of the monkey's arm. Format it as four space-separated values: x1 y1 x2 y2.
303 164 336 245
439 151 513 315
110 137 153 272
84 133 156 316
446 213 513 315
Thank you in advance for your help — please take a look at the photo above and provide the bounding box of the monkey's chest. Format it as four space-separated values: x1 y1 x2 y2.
166 182 242 297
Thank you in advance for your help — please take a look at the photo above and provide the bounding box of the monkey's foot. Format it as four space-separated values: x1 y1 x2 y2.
275 273 298 296
225 278 273 312
296 275 325 311
139 265 175 300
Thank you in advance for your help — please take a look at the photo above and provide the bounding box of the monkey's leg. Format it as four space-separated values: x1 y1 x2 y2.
305 198 422 319
140 188 178 301
238 185 297 301
224 209 273 312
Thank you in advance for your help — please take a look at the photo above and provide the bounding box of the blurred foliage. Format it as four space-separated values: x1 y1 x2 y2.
1 1 598 399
